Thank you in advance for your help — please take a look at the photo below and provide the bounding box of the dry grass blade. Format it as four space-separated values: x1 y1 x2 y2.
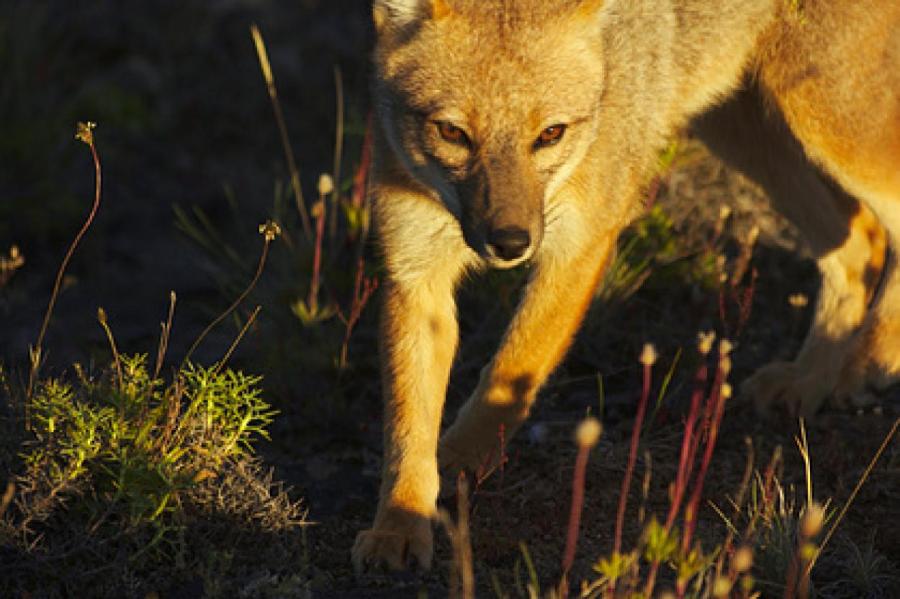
250 24 312 240
439 474 475 599
805 417 900 579
0 481 14 518
154 291 177 379
96 307 123 388
329 65 344 244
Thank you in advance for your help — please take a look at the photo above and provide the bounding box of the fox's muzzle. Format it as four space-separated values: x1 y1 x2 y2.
459 154 544 268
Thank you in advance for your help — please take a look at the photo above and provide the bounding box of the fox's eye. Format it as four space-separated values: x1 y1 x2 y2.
535 124 566 148
437 121 469 145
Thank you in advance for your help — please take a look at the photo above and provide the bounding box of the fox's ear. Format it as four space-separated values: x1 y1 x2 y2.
373 0 452 34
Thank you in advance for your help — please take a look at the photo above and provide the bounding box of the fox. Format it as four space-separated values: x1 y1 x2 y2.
352 0 900 572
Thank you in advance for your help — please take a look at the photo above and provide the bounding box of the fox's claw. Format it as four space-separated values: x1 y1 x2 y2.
740 360 836 417
352 511 433 573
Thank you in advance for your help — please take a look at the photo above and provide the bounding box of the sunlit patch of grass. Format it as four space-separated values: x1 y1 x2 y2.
12 354 277 541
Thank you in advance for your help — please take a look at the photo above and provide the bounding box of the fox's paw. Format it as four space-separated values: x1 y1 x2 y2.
438 430 506 482
740 360 837 417
437 439 480 475
833 339 900 409
439 403 518 480
352 510 433 573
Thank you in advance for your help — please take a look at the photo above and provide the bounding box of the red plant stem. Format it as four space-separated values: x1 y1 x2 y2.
718 289 731 339
719 269 757 340
614 358 653 555
643 350 709 596
681 353 728 557
645 175 662 210
308 200 326 313
683 355 720 498
562 444 590 578
351 114 373 211
735 269 758 336
498 423 506 486
610 357 653 596
339 255 378 367
784 553 801 599
666 357 708 531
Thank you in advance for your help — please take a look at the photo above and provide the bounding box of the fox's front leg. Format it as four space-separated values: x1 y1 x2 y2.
352 200 469 572
440 211 619 473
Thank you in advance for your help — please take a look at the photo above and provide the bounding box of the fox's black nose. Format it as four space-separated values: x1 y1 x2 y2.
487 227 531 261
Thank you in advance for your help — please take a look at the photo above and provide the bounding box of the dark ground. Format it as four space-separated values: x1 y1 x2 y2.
1 2 898 597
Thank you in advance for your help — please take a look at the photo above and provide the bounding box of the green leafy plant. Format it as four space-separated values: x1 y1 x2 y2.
18 354 276 536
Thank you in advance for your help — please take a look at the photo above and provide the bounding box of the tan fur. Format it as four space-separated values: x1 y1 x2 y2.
353 0 900 571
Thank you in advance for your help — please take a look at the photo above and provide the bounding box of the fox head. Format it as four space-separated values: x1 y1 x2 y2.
373 0 611 268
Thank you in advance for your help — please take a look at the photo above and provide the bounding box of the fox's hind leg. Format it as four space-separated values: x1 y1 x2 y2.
833 193 900 404
693 84 887 416
757 0 900 407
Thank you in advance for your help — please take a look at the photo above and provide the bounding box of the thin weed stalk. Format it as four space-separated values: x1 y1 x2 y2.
183 220 280 365
308 178 330 316
27 122 103 418
217 304 262 371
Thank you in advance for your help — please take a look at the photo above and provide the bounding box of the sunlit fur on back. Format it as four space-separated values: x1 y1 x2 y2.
354 0 900 572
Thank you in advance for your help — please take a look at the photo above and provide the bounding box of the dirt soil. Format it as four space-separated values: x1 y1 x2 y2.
1 1 898 597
